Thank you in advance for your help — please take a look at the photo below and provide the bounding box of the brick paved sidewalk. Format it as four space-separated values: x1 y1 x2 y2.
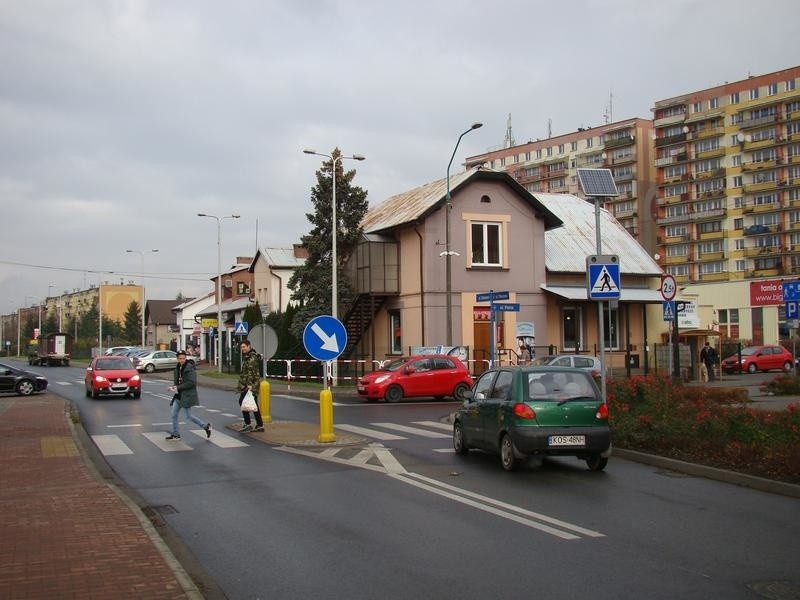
0 394 201 599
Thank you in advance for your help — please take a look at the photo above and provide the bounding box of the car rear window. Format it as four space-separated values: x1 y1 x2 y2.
526 371 596 401
97 358 133 370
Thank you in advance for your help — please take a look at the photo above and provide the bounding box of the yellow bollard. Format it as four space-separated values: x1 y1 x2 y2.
318 389 336 443
259 379 272 424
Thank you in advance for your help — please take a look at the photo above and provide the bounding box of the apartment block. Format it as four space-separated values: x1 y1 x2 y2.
465 117 655 249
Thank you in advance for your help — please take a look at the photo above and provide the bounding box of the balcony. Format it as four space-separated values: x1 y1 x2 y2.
613 172 634 183
654 113 687 128
739 114 779 129
695 147 725 159
664 254 690 265
743 181 779 194
742 159 778 172
751 201 781 213
694 126 725 139
655 156 675 167
656 132 687 148
743 224 776 236
694 189 725 201
611 153 635 165
743 138 777 151
745 246 779 258
605 135 635 150
698 272 730 282
656 213 691 225
696 251 726 261
699 230 727 241
692 208 726 221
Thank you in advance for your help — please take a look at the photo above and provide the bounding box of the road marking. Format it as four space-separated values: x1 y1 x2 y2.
107 424 142 428
92 434 134 456
335 423 406 440
54 381 72 386
371 443 407 474
221 413 238 417
412 420 452 432
204 408 221 413
142 432 192 451
433 448 455 453
188 429 248 448
274 394 347 406
370 423 450 438
152 422 184 426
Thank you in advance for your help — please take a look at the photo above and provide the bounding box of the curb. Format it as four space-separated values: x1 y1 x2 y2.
613 448 800 499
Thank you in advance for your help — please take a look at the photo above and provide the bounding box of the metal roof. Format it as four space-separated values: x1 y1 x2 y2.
534 193 662 275
361 167 562 234
258 247 305 268
541 285 664 303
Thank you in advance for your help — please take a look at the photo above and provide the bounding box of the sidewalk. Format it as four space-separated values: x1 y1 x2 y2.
0 394 202 599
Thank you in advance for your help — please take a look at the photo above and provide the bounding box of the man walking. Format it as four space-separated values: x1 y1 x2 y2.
700 341 717 382
167 350 212 440
237 339 264 432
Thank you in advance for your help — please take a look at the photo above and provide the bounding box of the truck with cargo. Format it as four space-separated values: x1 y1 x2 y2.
28 332 74 366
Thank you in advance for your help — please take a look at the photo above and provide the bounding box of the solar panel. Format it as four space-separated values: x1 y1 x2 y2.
576 168 619 197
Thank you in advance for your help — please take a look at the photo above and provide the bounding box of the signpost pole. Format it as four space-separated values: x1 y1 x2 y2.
673 303 681 380
489 290 495 369
593 197 607 402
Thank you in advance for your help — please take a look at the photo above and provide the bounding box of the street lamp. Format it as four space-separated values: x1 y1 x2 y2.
25 296 42 337
303 148 366 386
197 213 240 373
126 249 159 347
445 123 482 346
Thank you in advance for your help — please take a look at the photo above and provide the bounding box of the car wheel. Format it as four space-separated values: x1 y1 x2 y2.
747 362 757 374
133 390 141 399
453 382 470 401
783 361 793 372
384 385 403 403
585 454 608 471
453 421 469 455
16 379 35 396
91 388 100 399
145 363 156 373
85 387 91 398
500 433 518 472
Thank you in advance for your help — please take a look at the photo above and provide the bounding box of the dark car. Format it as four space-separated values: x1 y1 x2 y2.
720 345 794 374
357 355 473 402
85 356 141 399
453 366 611 471
0 362 49 396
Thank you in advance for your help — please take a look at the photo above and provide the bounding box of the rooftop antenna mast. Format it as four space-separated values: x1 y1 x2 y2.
547 118 552 139
503 113 516 148
604 92 614 124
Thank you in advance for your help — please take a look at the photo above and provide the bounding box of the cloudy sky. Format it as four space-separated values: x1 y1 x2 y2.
1 0 796 310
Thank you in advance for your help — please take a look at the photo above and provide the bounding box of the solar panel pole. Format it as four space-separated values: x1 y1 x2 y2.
593 197 607 403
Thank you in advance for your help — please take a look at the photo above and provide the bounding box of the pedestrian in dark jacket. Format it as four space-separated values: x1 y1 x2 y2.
166 351 211 440
237 339 264 432
700 341 718 382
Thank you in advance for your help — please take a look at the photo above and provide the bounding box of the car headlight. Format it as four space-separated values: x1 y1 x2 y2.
375 375 390 384
131 375 140 382
94 375 108 383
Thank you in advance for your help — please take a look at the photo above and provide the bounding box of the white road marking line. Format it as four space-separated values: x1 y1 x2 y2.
221 413 238 417
350 449 374 464
433 448 455 453
142 432 192 452
405 472 605 539
275 446 387 473
91 435 133 456
319 448 341 458
370 423 450 438
273 394 346 406
55 381 72 386
150 393 173 400
152 421 184 426
107 424 142 428
389 473 580 540
335 424 406 440
371 444 407 474
204 408 221 413
188 429 249 448
412 420 452 432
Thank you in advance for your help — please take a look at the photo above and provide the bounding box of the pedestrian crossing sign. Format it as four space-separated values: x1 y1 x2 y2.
586 256 621 300
663 301 675 321
234 321 249 336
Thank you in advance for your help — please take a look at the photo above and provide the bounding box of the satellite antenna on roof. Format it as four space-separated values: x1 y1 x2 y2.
576 167 619 404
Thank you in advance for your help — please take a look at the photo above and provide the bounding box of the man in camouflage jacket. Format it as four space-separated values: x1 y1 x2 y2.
237 339 264 432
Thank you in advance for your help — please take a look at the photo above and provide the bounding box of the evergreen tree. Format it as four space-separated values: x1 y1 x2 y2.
123 301 142 344
43 312 59 337
288 148 368 339
79 299 99 341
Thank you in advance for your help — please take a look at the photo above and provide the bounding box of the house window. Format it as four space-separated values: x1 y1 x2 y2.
571 141 578 151
730 91 740 104
749 88 759 100
388 310 402 354
471 222 502 266
710 97 719 109
236 281 250 296
562 307 583 351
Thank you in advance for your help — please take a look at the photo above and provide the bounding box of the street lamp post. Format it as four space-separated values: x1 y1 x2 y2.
198 213 240 373
303 148 366 386
126 249 159 347
445 123 483 346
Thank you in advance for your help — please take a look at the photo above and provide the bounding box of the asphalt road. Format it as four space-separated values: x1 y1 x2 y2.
17 361 800 600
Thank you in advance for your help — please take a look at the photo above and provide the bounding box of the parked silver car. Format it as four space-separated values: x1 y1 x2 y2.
134 350 179 373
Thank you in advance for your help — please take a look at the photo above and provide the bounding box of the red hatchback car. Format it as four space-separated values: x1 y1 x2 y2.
357 355 473 402
85 356 142 399
720 345 794 374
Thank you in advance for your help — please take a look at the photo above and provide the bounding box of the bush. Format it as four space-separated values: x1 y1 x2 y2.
606 374 800 484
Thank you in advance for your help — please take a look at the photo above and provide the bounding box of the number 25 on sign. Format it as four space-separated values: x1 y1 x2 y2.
660 274 676 302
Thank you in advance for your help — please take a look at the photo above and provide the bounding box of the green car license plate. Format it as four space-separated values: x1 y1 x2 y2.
548 435 585 446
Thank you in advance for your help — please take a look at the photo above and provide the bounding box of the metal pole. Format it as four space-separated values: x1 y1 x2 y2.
445 123 482 347
594 197 606 402
217 217 222 373
332 156 338 386
140 253 145 346
16 308 20 357
99 282 103 355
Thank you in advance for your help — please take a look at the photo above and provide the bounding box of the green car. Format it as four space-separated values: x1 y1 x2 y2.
453 366 611 472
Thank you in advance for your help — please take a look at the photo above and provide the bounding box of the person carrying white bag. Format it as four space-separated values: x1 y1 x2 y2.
237 339 264 432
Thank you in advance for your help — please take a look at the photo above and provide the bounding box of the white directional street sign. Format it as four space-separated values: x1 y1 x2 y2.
586 255 621 300
303 315 347 361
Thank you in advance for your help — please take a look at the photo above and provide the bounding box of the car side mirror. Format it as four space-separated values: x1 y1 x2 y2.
404 366 415 375
86 367 92 372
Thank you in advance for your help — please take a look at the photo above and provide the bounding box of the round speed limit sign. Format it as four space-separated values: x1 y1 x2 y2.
660 274 677 301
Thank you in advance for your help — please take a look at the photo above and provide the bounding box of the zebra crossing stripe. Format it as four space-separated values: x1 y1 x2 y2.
412 421 453 432
370 423 450 438
142 432 192 452
91 435 133 456
335 423 406 440
188 429 248 448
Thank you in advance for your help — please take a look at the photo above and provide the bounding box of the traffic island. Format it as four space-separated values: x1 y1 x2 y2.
226 420 367 447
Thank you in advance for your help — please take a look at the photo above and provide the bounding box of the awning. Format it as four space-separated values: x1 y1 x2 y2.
540 285 665 303
196 298 252 317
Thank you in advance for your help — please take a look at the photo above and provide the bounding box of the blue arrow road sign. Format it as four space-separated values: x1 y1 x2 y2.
786 301 800 320
783 281 800 301
492 303 520 312
476 291 510 302
303 315 347 361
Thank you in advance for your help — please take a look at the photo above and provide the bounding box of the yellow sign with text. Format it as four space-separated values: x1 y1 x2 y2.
201 318 218 329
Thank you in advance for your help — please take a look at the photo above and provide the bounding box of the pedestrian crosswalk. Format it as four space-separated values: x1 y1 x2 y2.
91 420 454 456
